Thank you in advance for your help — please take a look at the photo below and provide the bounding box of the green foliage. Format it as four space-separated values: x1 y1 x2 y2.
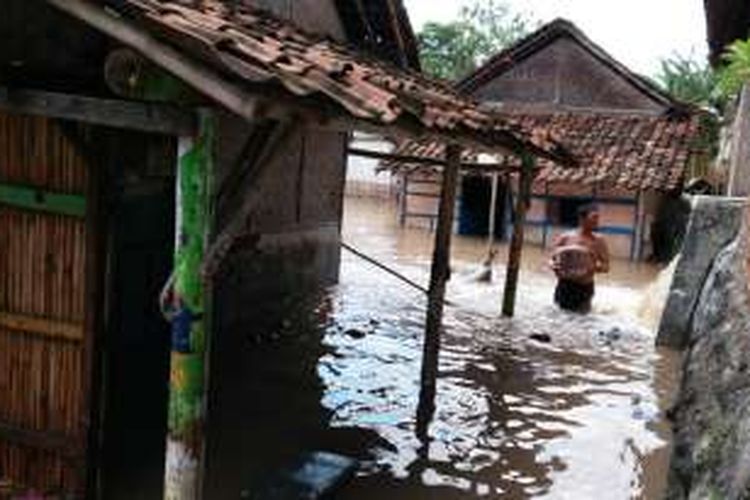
417 0 536 81
656 55 719 108
718 38 750 98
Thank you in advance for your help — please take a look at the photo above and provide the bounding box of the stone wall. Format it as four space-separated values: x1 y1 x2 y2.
665 198 750 499
657 197 747 348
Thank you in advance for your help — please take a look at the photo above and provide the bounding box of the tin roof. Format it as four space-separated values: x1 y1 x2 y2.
49 0 572 163
384 111 703 192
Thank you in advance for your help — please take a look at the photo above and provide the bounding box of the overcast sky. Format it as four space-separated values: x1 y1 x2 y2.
403 0 708 78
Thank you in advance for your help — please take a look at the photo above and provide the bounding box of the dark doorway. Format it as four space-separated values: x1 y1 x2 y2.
547 197 594 228
458 175 507 238
100 137 175 500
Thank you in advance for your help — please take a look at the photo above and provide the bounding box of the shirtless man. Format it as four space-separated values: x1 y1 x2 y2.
549 204 610 313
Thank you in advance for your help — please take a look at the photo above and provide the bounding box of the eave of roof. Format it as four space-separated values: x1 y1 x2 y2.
383 111 705 193
47 0 572 165
457 18 678 110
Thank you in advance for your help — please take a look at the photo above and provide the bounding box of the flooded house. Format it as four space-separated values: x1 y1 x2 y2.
0 1 566 498
390 19 705 261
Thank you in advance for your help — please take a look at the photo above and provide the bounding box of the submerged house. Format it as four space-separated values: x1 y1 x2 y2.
389 19 705 261
0 1 565 498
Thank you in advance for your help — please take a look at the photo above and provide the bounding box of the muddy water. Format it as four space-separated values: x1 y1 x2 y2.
321 196 681 499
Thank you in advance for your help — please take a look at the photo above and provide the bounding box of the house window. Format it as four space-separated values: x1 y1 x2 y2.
547 197 593 228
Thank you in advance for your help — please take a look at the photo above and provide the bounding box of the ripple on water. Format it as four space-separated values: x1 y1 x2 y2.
325 197 679 499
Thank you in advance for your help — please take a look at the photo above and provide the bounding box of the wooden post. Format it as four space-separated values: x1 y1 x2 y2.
399 173 409 226
487 173 499 252
163 110 215 500
416 143 461 441
502 153 535 317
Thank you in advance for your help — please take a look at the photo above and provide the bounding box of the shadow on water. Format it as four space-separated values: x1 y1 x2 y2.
208 196 682 499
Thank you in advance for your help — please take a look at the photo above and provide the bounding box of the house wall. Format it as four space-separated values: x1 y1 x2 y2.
204 111 347 497
254 0 346 40
525 183 641 259
399 172 660 260
470 37 663 113
346 134 397 198
400 171 442 231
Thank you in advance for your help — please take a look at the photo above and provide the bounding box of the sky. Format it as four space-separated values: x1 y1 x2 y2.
403 0 708 78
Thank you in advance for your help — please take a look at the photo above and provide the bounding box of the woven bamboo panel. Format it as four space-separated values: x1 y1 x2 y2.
0 113 88 495
0 113 87 194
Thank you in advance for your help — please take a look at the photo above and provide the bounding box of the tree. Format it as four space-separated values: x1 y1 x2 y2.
718 38 750 98
417 0 536 81
654 55 722 182
655 54 719 108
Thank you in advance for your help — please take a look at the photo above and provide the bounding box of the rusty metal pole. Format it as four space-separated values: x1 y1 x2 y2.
502 152 535 317
416 143 461 441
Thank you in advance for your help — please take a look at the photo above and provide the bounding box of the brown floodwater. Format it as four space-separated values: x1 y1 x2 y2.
319 196 682 499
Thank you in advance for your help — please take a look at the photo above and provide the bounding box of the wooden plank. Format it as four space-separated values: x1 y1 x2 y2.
0 87 196 136
0 182 86 217
0 311 84 342
347 146 523 173
406 191 441 198
0 420 81 458
416 143 461 442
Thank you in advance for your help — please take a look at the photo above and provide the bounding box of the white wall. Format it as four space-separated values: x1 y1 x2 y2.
346 132 398 198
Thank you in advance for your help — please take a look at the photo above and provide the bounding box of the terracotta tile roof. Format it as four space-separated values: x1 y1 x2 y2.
86 0 571 163
384 111 704 192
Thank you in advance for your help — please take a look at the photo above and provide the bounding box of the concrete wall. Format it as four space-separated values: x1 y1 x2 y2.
204 110 347 496
663 198 750 499
726 85 750 197
470 37 663 113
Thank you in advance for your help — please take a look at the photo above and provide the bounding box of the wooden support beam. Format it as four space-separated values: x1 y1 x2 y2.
0 420 81 458
487 173 499 252
0 182 86 217
0 87 196 136
347 147 521 173
502 154 536 317
416 143 461 442
0 311 84 342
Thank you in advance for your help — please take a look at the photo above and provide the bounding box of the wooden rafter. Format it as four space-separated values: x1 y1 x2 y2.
0 87 196 136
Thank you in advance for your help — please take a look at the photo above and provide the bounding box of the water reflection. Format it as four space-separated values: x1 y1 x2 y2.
325 197 680 499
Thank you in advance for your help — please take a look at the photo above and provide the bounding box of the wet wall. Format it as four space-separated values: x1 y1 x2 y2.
202 111 347 498
664 197 750 499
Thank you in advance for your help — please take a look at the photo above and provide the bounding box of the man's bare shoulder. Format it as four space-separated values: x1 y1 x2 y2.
554 230 577 245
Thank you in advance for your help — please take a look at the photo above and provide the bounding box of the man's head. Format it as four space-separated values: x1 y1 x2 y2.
577 203 600 232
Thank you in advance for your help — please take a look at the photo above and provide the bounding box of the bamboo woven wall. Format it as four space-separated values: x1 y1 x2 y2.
0 113 89 495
